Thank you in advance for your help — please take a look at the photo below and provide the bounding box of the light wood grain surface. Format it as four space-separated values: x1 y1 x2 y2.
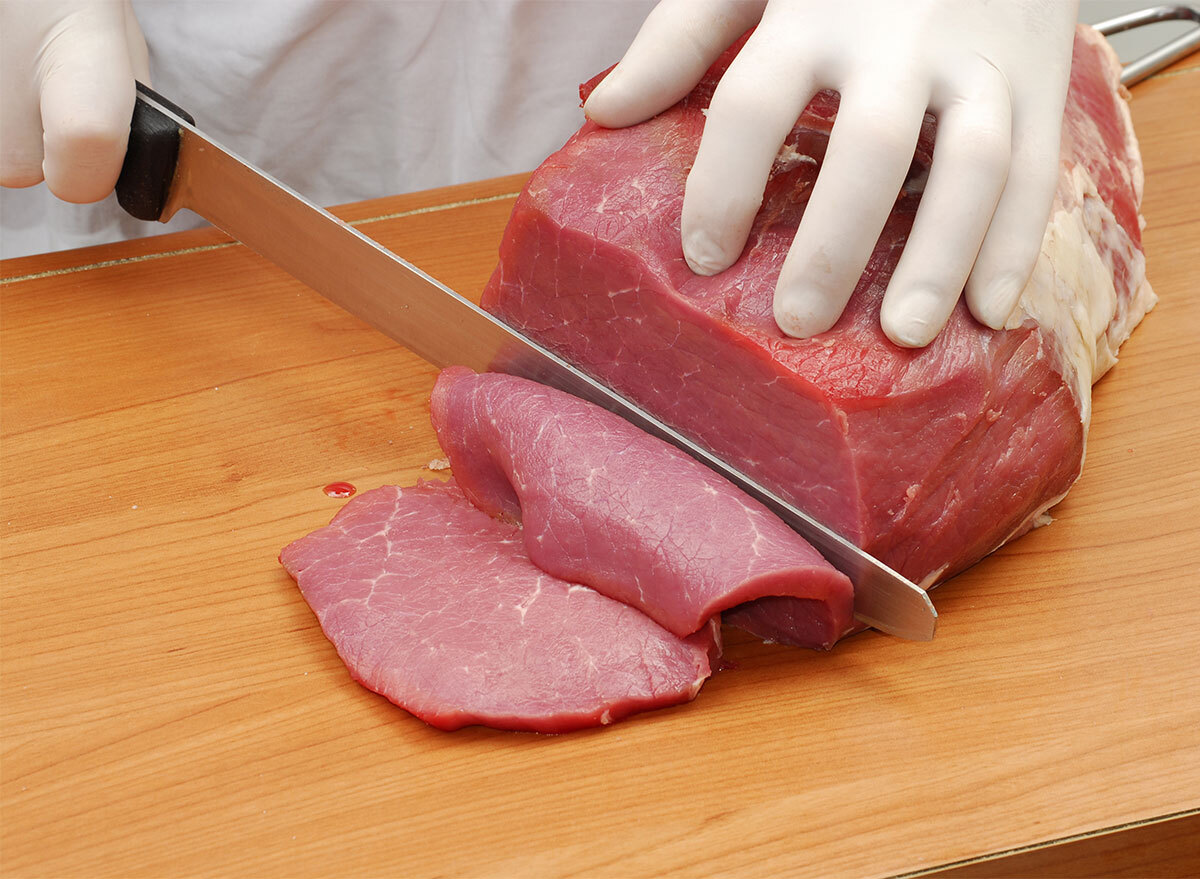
2 60 1198 879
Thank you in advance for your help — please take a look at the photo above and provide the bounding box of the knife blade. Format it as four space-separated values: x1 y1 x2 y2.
116 83 936 641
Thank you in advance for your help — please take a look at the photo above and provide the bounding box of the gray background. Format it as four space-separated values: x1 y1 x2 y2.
1079 0 1198 62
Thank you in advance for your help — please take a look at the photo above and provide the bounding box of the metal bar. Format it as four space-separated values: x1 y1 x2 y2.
1092 4 1200 85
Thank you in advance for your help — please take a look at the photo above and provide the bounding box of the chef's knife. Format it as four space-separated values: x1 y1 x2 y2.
116 83 937 641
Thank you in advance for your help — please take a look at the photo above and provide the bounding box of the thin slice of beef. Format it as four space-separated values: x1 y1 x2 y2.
430 366 855 649
280 481 719 733
480 25 1155 592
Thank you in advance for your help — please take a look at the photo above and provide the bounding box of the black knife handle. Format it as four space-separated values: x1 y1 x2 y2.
115 82 195 222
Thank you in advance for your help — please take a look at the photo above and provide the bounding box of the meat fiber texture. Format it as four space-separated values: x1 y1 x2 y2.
279 481 721 733
481 25 1155 590
431 367 855 649
280 369 853 733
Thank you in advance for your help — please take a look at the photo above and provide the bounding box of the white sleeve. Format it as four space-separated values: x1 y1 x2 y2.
1 0 655 258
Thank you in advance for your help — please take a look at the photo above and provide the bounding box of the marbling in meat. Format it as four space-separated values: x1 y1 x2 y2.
481 25 1155 592
280 24 1155 731
431 366 855 649
280 481 719 733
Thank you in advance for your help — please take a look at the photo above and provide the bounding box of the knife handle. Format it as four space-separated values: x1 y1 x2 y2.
115 82 195 222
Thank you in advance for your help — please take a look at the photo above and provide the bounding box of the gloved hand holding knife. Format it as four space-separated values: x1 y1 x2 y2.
0 0 148 204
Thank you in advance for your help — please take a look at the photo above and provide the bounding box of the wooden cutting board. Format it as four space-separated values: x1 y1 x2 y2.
2 59 1197 879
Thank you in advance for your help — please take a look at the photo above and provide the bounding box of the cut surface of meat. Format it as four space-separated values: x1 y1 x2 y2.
430 366 855 649
280 25 1155 733
481 25 1154 591
280 481 719 733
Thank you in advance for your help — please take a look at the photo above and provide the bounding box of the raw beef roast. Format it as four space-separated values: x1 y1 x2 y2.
481 25 1155 588
430 367 855 649
282 25 1155 732
279 481 719 733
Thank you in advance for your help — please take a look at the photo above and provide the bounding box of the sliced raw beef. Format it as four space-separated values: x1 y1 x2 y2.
280 481 719 733
430 366 855 649
481 26 1154 593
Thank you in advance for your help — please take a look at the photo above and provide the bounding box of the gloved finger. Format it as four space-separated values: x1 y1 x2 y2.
680 29 818 275
38 2 139 203
0 75 46 188
774 81 928 338
125 0 151 84
880 70 1012 348
583 0 765 129
963 90 1069 329
0 0 47 188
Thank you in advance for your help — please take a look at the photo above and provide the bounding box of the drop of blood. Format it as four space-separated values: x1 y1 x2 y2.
323 482 356 499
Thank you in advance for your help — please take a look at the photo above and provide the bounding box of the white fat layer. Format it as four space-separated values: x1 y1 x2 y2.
954 147 1157 580
1005 164 1156 428
774 143 818 172
918 565 948 591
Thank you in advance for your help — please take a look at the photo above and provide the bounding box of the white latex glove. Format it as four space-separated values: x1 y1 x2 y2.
1 0 149 203
584 0 1079 347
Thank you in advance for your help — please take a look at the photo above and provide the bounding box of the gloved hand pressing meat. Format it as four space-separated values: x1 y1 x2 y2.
1 0 149 203
584 0 1080 348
